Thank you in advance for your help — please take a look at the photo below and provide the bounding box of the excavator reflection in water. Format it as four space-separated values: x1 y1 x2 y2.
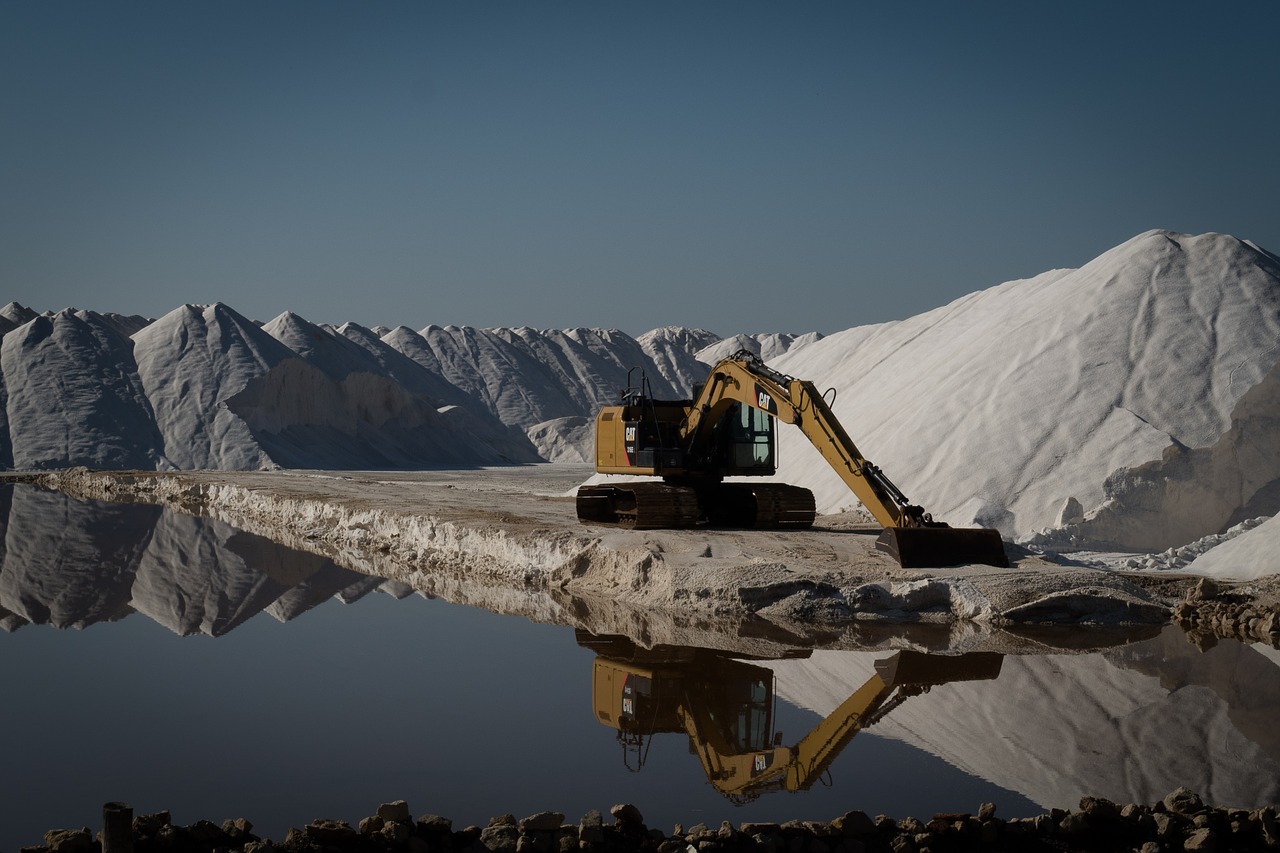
579 631 1003 803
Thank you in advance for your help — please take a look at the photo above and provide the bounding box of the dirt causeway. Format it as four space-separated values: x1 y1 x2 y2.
17 465 1279 656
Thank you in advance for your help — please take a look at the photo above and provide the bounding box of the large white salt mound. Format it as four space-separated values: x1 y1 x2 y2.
2 310 166 469
1185 514 1280 581
527 415 595 463
341 321 490 407
263 311 386 382
771 231 1280 552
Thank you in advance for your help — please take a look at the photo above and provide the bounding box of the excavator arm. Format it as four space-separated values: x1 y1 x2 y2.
681 353 926 529
681 353 1009 567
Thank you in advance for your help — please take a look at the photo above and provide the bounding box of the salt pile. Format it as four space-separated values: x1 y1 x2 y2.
385 325 686 428
1185 514 1280 581
133 303 295 469
0 302 555 471
1 309 166 469
770 231 1280 556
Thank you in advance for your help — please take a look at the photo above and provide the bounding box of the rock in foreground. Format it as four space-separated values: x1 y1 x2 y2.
25 791 1280 853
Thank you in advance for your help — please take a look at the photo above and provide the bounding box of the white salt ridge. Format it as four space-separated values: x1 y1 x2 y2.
383 323 703 461
770 231 1280 560
252 311 538 467
526 416 595 463
338 321 485 407
0 301 545 472
262 311 386 383
695 331 823 365
635 326 722 393
0 301 38 334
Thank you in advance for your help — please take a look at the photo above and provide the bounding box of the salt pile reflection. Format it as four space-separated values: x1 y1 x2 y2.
0 484 404 634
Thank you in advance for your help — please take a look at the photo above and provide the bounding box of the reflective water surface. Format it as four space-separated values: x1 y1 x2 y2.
2 485 1278 850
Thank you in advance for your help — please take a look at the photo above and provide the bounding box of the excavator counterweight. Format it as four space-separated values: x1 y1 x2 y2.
577 351 1009 569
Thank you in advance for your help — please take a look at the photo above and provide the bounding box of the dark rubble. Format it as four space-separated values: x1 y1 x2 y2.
20 790 1280 853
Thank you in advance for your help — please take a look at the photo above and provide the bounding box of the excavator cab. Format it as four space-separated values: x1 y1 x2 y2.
592 397 775 479
715 402 776 473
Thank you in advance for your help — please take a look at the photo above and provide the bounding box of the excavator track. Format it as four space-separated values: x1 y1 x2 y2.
577 482 816 530
576 483 702 529
711 483 816 529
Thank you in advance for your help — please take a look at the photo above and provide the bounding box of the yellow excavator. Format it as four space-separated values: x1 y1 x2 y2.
575 350 1009 568
580 631 1004 802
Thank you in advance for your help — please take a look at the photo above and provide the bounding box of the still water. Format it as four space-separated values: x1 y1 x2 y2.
2 485 1278 850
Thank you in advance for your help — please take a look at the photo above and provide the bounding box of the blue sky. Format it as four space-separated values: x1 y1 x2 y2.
3 1 1277 335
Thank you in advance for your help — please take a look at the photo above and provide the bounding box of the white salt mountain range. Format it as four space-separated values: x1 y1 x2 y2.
0 300 811 471
3 229 1280 576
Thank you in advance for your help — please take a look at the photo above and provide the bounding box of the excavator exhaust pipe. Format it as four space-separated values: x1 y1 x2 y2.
875 526 1010 569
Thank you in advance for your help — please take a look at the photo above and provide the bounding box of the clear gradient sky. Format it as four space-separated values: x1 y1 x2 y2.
3 1 1278 335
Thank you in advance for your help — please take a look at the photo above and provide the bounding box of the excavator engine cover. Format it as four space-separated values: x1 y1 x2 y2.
875 526 1009 569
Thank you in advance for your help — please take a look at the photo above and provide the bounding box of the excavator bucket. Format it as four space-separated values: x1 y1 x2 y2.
875 526 1009 569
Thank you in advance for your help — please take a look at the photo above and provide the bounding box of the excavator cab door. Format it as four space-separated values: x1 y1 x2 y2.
718 403 776 474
